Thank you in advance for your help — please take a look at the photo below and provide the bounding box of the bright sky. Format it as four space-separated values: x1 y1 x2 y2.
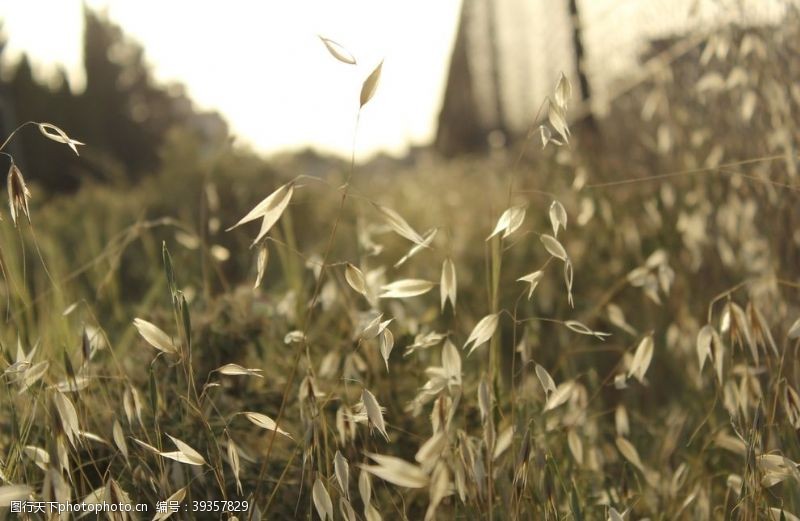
0 0 462 159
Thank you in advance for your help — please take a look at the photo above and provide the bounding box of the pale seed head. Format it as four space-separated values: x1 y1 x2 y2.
7 163 31 225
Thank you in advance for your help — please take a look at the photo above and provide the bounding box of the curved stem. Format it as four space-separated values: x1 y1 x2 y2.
254 110 362 517
0 121 36 153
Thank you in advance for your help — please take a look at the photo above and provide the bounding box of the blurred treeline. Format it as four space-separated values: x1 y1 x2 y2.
0 9 353 324
0 9 229 193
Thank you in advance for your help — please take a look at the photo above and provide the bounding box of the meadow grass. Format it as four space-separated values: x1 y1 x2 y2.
1 16 800 521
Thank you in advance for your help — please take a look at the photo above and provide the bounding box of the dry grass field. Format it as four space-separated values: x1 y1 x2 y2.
1 11 800 521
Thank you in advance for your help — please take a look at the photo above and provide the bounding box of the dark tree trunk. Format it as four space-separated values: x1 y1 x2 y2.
568 0 591 103
568 0 599 140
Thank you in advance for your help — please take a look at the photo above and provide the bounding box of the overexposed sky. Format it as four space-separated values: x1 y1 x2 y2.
0 0 462 159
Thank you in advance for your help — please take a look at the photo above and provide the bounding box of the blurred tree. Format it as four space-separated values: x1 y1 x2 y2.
80 8 179 182
5 54 80 191
0 8 227 193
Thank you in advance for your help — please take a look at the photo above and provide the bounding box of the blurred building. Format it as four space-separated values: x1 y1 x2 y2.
436 0 794 156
